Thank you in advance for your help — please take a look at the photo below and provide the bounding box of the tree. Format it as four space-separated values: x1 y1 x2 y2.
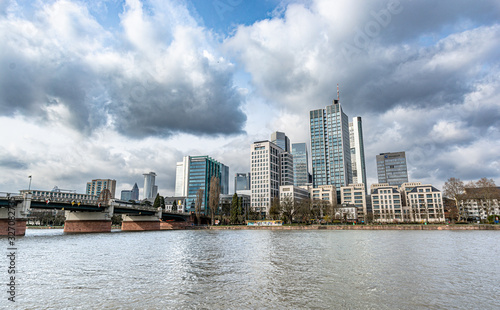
230 193 240 224
269 196 281 220
281 196 297 224
195 188 204 225
153 193 162 209
208 175 221 225
443 177 465 222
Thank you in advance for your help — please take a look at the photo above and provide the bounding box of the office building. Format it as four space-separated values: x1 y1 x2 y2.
349 117 367 188
376 152 409 187
279 185 310 203
271 131 290 152
309 185 337 206
143 172 157 200
175 155 229 214
280 152 294 186
86 179 116 198
235 173 251 191
292 143 309 187
120 183 139 201
310 99 352 197
250 140 283 216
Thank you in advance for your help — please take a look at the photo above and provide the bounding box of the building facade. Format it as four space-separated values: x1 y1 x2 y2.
280 152 294 186
175 156 229 214
279 185 310 203
310 99 351 199
24 186 97 203
86 179 116 198
120 183 139 201
340 183 367 222
459 187 500 221
250 140 282 216
349 117 367 188
404 184 445 223
271 131 290 152
292 143 309 187
370 184 402 223
309 185 337 206
376 152 409 187
234 173 251 191
143 172 157 200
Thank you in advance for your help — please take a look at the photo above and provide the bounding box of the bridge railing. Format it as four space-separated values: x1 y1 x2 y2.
0 192 22 198
31 196 100 205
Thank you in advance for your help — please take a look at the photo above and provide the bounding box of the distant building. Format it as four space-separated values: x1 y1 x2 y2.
292 143 309 187
23 186 96 202
164 196 187 213
86 179 116 198
120 183 139 201
271 131 290 152
370 184 402 223
349 117 367 189
376 152 408 187
310 99 351 200
235 173 251 191
279 185 310 203
250 140 283 216
459 187 500 221
143 172 157 200
309 185 337 206
175 155 229 214
280 152 294 186
341 183 367 222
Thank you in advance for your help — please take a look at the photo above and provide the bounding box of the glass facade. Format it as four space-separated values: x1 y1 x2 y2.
310 100 352 198
235 173 251 191
292 143 309 187
376 152 409 187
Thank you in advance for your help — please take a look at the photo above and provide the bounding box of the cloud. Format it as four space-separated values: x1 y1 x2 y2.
0 0 246 138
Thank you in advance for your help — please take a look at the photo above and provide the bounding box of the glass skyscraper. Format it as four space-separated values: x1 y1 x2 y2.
175 155 229 214
271 131 290 152
292 143 309 187
310 99 352 197
376 152 409 187
235 173 251 191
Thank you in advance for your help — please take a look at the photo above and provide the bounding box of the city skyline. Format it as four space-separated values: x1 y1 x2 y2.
1 0 499 196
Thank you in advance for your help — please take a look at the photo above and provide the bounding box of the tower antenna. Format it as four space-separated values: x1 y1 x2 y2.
337 84 340 101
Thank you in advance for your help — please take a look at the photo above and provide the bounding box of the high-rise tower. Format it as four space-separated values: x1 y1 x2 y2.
292 143 309 187
271 131 290 152
376 152 409 187
143 172 157 200
310 99 351 200
349 117 367 188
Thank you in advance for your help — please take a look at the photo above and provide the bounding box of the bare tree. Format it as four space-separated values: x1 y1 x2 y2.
269 196 281 220
475 178 498 219
195 188 204 225
208 175 221 225
443 177 465 222
281 196 296 224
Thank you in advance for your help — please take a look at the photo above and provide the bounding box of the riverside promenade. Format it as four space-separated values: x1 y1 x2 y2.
198 224 500 231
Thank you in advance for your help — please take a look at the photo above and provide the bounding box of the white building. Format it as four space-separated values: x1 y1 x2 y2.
405 184 445 223
349 117 367 188
143 172 157 200
279 185 310 203
309 185 337 206
250 140 283 216
340 183 367 222
370 184 402 223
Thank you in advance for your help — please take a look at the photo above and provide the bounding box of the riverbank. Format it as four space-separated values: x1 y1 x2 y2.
194 224 500 230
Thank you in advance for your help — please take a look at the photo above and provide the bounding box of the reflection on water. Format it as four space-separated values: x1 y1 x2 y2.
4 229 500 309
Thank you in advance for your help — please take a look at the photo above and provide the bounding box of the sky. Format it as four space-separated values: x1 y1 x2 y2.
1 0 499 198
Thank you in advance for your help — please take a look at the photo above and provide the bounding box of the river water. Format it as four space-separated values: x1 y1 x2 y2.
2 229 499 309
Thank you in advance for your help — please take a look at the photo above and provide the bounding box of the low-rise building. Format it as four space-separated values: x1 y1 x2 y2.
405 184 445 223
370 184 402 223
341 183 367 222
458 187 500 221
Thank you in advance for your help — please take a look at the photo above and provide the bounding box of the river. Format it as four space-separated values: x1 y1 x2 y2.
3 229 499 309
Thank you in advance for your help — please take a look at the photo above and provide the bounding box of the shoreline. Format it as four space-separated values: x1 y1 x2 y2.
26 224 500 231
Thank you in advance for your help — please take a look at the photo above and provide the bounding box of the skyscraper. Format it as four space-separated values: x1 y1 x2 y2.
250 140 283 216
376 152 409 187
280 152 294 186
120 183 139 201
175 155 229 214
143 172 157 200
271 131 290 152
349 116 367 187
86 179 116 198
235 173 251 191
292 143 309 187
310 99 351 199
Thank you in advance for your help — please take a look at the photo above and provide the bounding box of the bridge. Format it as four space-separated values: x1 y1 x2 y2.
0 192 195 236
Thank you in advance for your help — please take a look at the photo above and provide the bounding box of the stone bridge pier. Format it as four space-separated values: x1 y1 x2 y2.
63 205 114 233
121 208 162 231
0 193 31 236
